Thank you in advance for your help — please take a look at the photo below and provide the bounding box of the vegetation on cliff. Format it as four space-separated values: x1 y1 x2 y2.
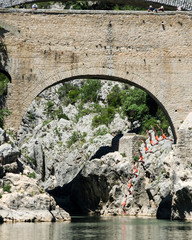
0 73 11 128
56 80 169 134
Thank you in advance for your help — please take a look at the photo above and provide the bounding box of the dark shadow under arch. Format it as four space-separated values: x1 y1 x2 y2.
39 74 177 143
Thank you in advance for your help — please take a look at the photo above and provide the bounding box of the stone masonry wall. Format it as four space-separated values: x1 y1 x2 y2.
119 133 144 160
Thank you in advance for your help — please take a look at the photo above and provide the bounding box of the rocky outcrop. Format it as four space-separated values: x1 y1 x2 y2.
0 173 70 222
0 129 70 222
47 133 174 218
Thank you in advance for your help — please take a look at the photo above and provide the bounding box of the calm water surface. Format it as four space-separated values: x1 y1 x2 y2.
1 216 192 240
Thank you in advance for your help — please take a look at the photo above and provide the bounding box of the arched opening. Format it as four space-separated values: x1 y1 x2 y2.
17 77 174 217
38 75 176 142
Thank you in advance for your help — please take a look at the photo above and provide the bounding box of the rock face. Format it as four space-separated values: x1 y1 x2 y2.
0 131 70 222
17 80 130 191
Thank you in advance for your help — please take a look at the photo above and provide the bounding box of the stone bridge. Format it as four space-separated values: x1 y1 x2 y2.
0 9 192 142
0 0 192 10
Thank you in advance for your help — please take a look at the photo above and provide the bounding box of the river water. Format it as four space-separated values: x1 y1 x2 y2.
1 216 192 240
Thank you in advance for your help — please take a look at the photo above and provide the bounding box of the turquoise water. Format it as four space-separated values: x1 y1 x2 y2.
0 216 192 240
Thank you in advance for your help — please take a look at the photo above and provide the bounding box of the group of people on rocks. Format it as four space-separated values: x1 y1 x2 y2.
148 5 183 13
148 5 165 13
122 124 173 214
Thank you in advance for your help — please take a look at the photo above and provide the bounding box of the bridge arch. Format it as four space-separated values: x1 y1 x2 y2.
16 65 177 142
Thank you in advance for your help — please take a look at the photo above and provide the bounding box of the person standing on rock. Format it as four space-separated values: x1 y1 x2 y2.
128 177 132 195
138 149 145 164
151 125 160 143
132 162 138 178
122 194 127 214
146 130 158 146
143 140 153 153
138 149 147 171
156 124 173 142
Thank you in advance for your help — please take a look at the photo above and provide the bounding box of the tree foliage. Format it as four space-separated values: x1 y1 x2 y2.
0 73 9 95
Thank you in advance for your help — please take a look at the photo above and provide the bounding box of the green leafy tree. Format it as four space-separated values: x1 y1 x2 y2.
92 106 115 128
57 82 80 105
0 73 9 95
0 109 11 128
107 84 122 108
80 79 101 103
121 88 149 127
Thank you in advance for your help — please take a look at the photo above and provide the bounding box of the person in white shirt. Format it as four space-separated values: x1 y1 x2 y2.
32 3 38 10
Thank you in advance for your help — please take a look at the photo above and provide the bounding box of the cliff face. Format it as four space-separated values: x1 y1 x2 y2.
0 79 192 222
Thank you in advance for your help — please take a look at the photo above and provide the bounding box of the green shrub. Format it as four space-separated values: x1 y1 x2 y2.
27 112 36 122
0 73 9 95
28 172 36 179
58 113 69 120
55 106 69 120
45 101 54 117
0 109 11 129
92 106 115 128
121 88 149 126
0 193 2 198
133 155 139 162
94 127 108 136
54 127 62 140
42 119 52 127
66 131 80 147
66 131 87 148
25 155 36 165
57 83 80 105
3 184 11 193
121 152 126 157
80 79 101 103
75 103 93 122
68 89 80 104
107 84 122 108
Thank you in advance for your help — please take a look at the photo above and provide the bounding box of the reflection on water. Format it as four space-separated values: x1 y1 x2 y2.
0 216 192 240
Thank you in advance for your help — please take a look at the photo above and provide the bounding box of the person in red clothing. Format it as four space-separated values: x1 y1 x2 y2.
146 130 158 146
128 177 132 195
138 149 147 170
143 140 153 153
156 124 173 142
138 149 145 164
122 194 127 214
151 125 160 143
132 162 138 178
